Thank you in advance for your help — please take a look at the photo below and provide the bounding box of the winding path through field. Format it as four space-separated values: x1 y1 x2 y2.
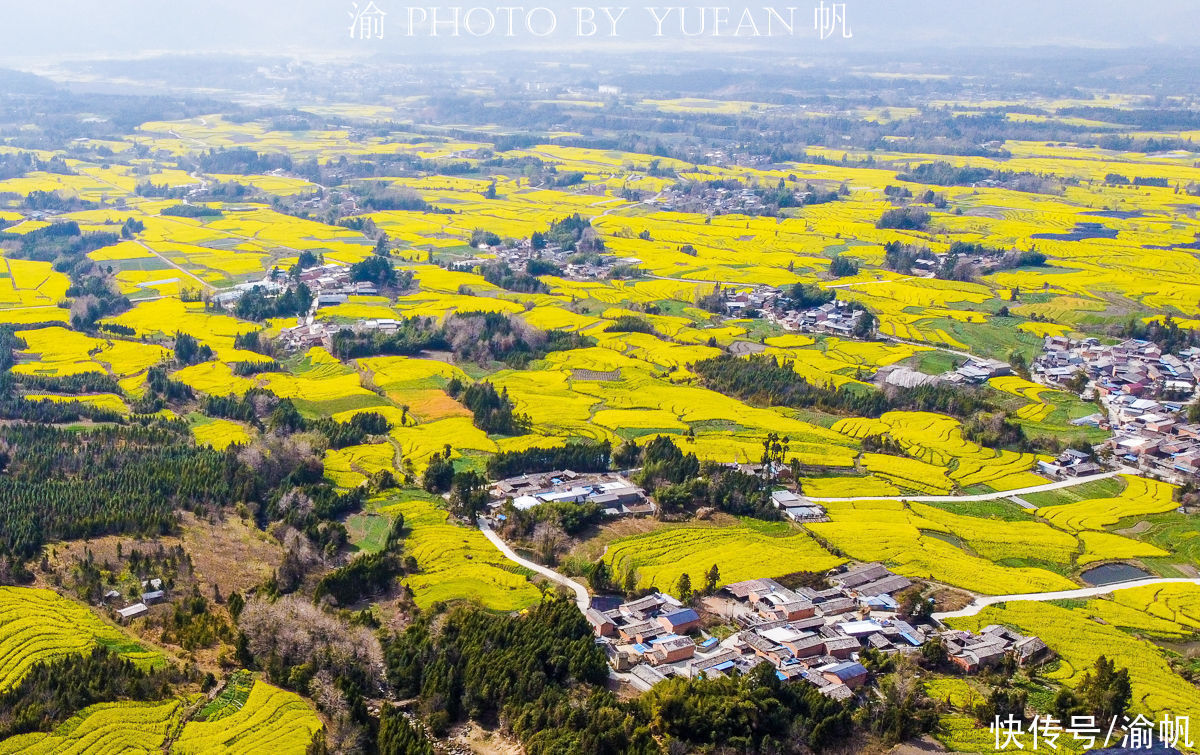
933 577 1200 620
804 467 1135 503
476 468 1143 617
477 518 591 613
132 240 217 292
876 333 975 360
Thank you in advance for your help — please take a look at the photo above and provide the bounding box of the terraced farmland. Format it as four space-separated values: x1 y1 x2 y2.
7 56 1200 755
833 411 1043 492
379 496 542 611
173 680 322 754
1037 475 1177 531
808 500 1077 595
0 679 322 755
950 594 1200 721
0 699 186 755
603 518 844 591
0 587 160 692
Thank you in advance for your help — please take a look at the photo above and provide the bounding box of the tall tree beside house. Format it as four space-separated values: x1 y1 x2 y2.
704 564 720 594
852 307 876 339
675 572 693 603
761 432 790 483
1009 349 1031 379
589 560 610 592
622 566 637 595
448 470 489 520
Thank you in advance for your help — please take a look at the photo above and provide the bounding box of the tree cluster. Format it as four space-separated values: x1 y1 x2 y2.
0 647 188 739
532 214 604 253
383 596 856 753
232 283 313 321
693 354 997 421
450 379 531 436
485 440 610 479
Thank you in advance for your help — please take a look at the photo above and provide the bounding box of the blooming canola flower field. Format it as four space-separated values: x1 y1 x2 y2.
8 94 1200 752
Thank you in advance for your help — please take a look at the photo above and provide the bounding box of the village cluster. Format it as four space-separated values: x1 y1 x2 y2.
487 470 656 517
657 183 776 216
588 562 1048 698
212 262 409 351
468 235 638 281
212 261 377 310
1037 336 1200 483
768 298 867 338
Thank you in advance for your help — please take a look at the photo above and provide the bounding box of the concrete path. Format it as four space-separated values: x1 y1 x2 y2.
826 275 917 289
133 240 215 292
877 333 975 360
1007 495 1036 510
933 577 1200 620
477 518 590 613
806 468 1134 504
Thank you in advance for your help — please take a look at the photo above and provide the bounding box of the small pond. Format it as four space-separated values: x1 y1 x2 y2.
1080 562 1151 586
1032 222 1119 241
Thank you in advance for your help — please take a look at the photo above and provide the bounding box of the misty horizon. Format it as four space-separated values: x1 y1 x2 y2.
2 0 1199 67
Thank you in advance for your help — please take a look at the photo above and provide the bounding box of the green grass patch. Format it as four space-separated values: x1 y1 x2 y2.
959 483 996 495
615 426 697 440
1116 511 1200 568
344 511 393 554
688 419 747 433
292 393 389 418
1045 598 1090 610
1023 476 1126 508
195 670 254 722
920 499 1032 521
908 349 959 376
926 315 1042 363
94 635 154 658
994 556 1074 576
731 316 786 342
922 529 969 550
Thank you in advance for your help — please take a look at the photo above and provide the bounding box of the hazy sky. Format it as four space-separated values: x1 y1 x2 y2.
2 0 1197 64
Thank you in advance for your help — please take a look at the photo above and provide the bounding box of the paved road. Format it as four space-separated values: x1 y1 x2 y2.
934 577 1200 620
877 333 975 360
805 468 1133 504
477 518 590 613
133 240 216 292
825 275 917 289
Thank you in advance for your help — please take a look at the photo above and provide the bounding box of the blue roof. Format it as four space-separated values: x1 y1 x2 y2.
663 608 699 625
827 661 867 681
648 633 681 645
713 660 735 671
775 670 788 681
631 643 650 654
699 637 719 649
